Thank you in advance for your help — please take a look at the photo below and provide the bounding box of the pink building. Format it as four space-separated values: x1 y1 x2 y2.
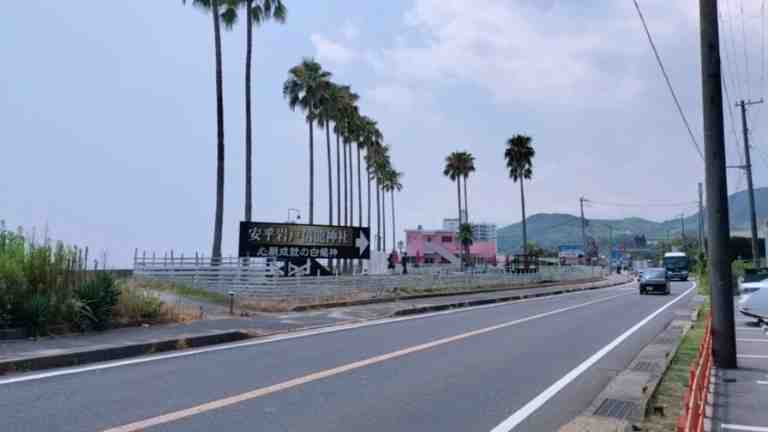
405 226 497 265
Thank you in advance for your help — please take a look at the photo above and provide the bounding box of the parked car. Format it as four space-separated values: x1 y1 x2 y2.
738 279 768 323
638 268 671 295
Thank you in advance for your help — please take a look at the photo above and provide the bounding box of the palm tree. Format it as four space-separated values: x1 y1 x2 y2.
183 0 238 259
361 117 383 231
444 152 464 269
283 59 331 224
382 168 403 251
457 222 474 267
318 83 342 226
458 152 475 224
504 135 535 255
367 144 389 251
242 0 286 222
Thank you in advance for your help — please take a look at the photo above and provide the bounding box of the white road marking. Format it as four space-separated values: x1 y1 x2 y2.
722 424 768 431
100 290 638 432
738 339 768 343
756 381 768 385
738 355 768 359
0 282 636 386
489 283 696 432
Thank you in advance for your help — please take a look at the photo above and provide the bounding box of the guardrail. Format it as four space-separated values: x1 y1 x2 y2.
133 256 602 303
676 314 712 432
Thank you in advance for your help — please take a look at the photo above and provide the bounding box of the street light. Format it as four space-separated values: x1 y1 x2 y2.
287 208 301 224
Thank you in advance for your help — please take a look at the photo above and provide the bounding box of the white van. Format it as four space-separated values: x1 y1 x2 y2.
739 279 768 323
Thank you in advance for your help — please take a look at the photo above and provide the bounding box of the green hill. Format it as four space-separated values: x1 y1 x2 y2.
497 187 768 254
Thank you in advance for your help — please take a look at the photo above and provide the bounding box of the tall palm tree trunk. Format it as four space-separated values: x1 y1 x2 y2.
348 143 354 227
308 120 314 224
456 179 463 271
382 186 387 252
463 177 469 224
357 145 363 227
520 178 528 255
336 132 341 226
367 158 372 230
391 190 396 252
243 0 254 222
211 0 225 259
376 178 381 251
343 143 348 226
326 125 333 225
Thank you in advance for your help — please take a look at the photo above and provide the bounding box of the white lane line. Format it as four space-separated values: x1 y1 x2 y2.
489 283 696 432
100 290 638 432
756 381 768 385
722 424 768 431
738 338 768 343
738 355 768 359
0 282 636 386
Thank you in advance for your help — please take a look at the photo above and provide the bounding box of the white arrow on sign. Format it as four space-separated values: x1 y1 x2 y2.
356 230 370 256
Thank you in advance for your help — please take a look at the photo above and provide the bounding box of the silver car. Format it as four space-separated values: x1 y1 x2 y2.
638 268 671 295
739 279 768 323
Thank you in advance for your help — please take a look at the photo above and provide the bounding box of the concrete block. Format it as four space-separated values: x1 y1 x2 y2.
558 415 632 432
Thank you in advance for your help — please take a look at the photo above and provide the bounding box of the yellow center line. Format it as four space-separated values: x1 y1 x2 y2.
102 291 632 432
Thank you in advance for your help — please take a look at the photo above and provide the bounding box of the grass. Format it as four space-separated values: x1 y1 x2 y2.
639 302 709 431
126 279 230 305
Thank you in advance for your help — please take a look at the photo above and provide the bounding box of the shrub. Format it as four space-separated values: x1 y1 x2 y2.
74 273 119 331
23 293 52 337
114 283 164 323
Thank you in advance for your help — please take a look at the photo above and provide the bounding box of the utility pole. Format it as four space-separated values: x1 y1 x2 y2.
580 197 587 255
698 182 705 255
738 98 764 267
699 0 737 368
680 212 686 243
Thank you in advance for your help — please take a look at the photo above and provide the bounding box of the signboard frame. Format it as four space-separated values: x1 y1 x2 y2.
238 221 371 260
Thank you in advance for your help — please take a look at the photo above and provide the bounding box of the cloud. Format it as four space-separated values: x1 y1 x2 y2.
367 0 698 106
342 22 359 41
310 33 357 64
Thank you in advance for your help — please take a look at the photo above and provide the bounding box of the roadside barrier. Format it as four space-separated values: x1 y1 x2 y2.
676 314 712 432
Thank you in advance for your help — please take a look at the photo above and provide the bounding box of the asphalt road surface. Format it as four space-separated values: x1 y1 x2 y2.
1 280 695 432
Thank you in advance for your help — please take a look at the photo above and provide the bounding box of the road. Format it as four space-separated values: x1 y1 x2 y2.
1 280 695 432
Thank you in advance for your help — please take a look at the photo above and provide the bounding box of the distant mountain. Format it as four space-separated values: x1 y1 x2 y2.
497 187 768 254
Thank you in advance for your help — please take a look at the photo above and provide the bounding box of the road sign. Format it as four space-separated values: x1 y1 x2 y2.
238 222 371 259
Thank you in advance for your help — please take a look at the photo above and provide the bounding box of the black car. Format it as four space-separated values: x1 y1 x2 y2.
639 268 671 295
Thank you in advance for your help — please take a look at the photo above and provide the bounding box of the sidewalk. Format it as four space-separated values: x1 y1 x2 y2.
0 274 631 375
710 310 768 432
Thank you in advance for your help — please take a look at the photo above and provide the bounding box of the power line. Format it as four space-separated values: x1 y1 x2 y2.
740 0 753 100
632 0 703 160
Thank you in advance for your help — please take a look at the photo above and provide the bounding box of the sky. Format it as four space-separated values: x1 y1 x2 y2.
2 0 768 266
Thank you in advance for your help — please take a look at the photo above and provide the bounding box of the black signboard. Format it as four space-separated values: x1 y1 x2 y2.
238 222 371 260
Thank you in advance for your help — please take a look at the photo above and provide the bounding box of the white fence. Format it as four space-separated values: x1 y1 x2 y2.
133 255 603 304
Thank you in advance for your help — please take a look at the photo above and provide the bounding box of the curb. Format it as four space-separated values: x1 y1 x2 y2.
391 278 631 316
0 330 252 376
559 298 697 431
292 277 607 311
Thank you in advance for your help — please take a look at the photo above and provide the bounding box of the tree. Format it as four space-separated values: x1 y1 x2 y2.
382 168 403 252
367 144 389 251
242 0 286 222
458 152 475 223
504 135 535 255
317 82 342 226
283 59 331 224
444 152 465 269
183 0 238 259
458 223 475 267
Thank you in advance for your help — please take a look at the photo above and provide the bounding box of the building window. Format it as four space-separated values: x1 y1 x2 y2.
441 236 453 243
426 236 432 243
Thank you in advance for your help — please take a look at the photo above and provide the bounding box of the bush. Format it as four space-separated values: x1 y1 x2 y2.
74 273 119 331
22 294 52 337
114 283 164 323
